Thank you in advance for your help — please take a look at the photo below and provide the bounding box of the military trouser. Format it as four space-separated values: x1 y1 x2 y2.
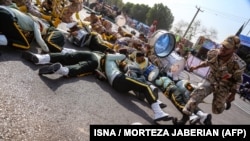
87 34 113 52
49 51 98 77
182 82 221 115
44 26 65 53
112 73 158 105
166 83 206 124
211 85 231 114
0 8 31 49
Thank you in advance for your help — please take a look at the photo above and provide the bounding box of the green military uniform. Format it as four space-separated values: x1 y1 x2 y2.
0 5 64 52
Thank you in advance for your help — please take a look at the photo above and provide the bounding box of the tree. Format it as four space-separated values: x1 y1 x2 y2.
146 3 174 31
106 0 124 8
130 4 150 23
172 19 218 42
121 2 134 16
172 20 188 36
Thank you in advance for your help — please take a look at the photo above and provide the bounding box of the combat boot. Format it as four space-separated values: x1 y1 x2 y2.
172 114 189 125
39 63 62 75
225 102 231 110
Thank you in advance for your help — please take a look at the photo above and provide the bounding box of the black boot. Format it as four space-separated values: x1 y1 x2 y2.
172 115 189 125
22 51 39 64
172 117 186 125
225 102 231 110
39 63 62 75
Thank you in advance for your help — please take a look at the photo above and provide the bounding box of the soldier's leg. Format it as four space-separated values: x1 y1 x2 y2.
182 86 212 115
44 27 65 52
212 91 229 114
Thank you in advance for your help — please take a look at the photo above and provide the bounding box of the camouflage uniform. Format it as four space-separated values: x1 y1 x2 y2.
83 13 106 34
184 49 246 114
61 0 83 23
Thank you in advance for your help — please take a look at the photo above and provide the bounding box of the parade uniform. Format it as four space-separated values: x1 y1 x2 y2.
22 50 105 77
154 76 212 125
12 0 55 22
22 50 172 121
46 51 103 77
67 23 114 52
0 5 30 49
0 5 64 52
117 51 158 100
85 32 114 52
43 26 65 52
101 53 172 121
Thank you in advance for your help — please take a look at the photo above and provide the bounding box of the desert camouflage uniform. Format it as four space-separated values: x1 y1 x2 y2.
61 0 83 23
83 13 107 34
184 49 246 114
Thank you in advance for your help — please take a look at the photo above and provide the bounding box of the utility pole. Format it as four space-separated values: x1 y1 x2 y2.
183 6 203 38
245 19 250 36
243 19 250 29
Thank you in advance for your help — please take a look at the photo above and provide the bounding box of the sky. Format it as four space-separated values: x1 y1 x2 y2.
123 0 250 43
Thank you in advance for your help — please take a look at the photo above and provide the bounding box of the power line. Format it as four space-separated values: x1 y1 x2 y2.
201 6 248 23
168 3 248 23
183 6 203 38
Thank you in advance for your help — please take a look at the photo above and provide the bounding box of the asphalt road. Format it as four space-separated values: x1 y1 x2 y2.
0 7 249 141
1 39 250 140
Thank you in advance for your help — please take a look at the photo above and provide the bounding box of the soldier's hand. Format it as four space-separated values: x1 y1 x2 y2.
227 92 236 103
189 66 196 72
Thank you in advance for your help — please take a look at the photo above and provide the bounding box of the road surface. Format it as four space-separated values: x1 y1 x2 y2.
0 6 249 141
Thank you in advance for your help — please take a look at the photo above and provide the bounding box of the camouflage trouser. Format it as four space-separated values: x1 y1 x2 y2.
211 85 230 114
183 81 231 115
182 82 213 115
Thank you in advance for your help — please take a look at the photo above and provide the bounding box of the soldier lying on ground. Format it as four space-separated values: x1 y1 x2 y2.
22 50 173 123
118 49 212 125
66 21 114 52
22 49 111 77
119 49 169 108
100 52 173 122
0 0 61 26
154 76 212 125
65 20 146 54
0 5 65 53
